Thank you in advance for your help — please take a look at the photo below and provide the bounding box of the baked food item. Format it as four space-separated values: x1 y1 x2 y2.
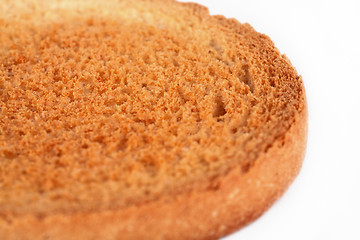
0 0 307 239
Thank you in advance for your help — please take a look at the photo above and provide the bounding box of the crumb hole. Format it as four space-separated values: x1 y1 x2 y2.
231 127 238 134
172 58 179 67
93 136 105 144
241 162 251 173
117 138 127 151
143 55 150 64
209 39 223 55
240 64 254 93
270 79 276 87
209 66 216 77
4 150 16 159
213 96 226 118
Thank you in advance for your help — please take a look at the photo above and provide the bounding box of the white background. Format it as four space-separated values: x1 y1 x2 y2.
179 0 360 239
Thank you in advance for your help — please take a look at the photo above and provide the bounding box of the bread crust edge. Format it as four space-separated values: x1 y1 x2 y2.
0 92 307 240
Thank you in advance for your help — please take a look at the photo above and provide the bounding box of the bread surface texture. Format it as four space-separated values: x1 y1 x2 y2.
0 0 307 239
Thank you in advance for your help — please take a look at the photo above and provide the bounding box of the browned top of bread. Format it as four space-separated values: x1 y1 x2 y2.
0 0 305 221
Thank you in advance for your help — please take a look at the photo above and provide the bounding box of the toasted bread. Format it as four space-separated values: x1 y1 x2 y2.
0 0 307 239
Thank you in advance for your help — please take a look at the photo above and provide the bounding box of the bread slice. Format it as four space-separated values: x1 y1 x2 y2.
0 0 307 239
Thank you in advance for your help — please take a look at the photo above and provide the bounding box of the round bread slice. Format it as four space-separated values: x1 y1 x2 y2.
0 0 307 239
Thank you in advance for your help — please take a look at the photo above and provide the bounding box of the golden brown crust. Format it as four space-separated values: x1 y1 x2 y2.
0 0 307 239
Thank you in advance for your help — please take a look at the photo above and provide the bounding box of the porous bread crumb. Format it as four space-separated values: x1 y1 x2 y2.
0 0 304 217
